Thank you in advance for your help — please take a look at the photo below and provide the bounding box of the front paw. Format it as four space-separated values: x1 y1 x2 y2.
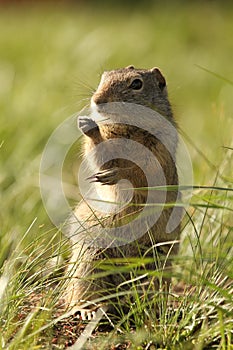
78 116 99 136
87 168 120 185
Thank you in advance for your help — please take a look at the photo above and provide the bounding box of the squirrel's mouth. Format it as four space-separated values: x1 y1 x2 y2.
90 100 110 115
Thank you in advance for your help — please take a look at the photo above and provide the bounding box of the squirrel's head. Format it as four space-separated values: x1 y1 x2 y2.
91 66 173 119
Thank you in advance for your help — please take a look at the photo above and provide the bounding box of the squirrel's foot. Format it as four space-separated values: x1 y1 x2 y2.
78 116 99 136
74 308 97 321
73 305 109 322
87 168 120 185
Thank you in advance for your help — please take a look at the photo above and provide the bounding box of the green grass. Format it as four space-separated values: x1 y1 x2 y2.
0 1 233 349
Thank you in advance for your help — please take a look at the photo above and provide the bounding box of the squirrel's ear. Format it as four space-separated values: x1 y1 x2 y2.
150 67 166 91
126 65 135 70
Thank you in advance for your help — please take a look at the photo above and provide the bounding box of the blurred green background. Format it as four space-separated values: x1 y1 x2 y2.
0 0 232 261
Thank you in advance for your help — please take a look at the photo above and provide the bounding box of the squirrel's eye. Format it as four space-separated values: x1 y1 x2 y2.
129 78 143 90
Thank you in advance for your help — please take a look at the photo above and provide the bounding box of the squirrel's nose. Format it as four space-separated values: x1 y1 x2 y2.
91 92 108 105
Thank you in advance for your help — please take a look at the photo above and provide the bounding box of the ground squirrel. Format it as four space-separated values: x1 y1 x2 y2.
65 66 181 316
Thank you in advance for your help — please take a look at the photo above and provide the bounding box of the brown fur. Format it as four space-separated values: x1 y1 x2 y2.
65 66 181 313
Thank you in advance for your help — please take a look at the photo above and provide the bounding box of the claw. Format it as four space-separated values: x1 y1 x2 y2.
74 309 97 321
86 168 119 185
86 174 99 182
